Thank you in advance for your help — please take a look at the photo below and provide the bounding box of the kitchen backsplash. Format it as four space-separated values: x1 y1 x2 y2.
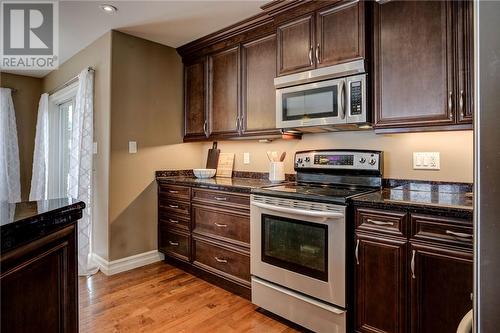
199 130 473 183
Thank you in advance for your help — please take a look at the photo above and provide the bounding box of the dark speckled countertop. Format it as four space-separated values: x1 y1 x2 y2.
352 182 473 218
1 198 86 252
156 176 285 193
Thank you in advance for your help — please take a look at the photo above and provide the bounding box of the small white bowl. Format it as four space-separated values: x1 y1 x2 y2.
193 168 216 179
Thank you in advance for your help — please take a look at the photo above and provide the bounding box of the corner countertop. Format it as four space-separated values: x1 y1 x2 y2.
352 182 473 218
1 198 85 253
156 176 284 193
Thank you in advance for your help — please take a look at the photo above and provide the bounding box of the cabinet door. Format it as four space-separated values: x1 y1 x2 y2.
241 34 279 136
355 233 407 333
374 1 455 129
410 242 473 333
184 60 207 139
316 1 364 68
455 0 473 123
208 46 240 136
277 15 315 76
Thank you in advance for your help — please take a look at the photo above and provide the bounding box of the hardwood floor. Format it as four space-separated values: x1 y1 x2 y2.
79 262 303 333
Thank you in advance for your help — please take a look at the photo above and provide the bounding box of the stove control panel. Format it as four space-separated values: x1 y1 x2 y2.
295 150 382 172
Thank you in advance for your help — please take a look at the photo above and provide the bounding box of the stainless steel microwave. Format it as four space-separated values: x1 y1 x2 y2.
275 60 369 131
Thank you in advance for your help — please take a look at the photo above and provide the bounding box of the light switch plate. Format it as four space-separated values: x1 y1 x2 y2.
129 141 137 154
413 152 440 170
243 152 250 164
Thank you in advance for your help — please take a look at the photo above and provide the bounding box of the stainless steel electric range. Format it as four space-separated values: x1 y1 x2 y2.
250 149 383 333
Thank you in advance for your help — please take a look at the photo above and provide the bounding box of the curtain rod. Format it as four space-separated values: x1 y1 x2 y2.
47 66 94 96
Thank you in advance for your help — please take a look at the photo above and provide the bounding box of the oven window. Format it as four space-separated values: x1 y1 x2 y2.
282 85 338 121
261 214 328 281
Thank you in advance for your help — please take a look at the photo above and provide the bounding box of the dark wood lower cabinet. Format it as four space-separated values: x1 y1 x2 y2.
158 182 251 298
355 233 407 333
354 207 473 333
410 242 473 333
1 224 78 333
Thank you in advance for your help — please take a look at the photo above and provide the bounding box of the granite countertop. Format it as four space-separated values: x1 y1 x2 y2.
352 182 473 217
156 176 284 193
1 198 85 253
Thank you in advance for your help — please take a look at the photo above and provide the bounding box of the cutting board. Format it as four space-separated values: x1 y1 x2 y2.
206 142 220 169
216 153 234 178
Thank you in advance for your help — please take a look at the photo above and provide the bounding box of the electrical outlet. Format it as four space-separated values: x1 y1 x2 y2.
243 152 250 164
129 141 137 154
413 152 440 170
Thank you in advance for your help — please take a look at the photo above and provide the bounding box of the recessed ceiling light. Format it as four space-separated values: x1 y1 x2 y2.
99 4 117 14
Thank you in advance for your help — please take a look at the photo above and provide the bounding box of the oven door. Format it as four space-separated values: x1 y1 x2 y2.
250 195 346 307
276 78 346 129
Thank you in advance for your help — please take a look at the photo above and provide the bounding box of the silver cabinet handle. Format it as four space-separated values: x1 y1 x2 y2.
214 196 227 201
236 117 239 130
168 241 179 246
446 230 473 239
355 239 360 265
308 47 313 66
459 90 464 117
367 218 394 226
214 222 228 228
214 256 228 263
168 204 179 208
169 190 179 194
340 81 346 119
169 219 179 224
411 250 416 279
316 44 320 63
203 120 208 137
448 91 453 120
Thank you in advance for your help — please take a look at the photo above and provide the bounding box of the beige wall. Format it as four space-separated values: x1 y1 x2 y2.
0 73 42 201
42 32 112 260
109 31 203 261
201 130 474 183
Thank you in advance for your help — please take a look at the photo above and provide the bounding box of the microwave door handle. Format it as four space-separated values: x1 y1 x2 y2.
339 81 346 120
251 201 344 219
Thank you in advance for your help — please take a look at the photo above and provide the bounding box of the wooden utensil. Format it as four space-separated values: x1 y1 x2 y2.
279 152 286 162
206 142 220 169
266 151 273 162
272 151 278 162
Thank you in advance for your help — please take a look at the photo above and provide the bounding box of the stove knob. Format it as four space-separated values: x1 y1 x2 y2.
305 157 311 163
359 157 366 164
297 158 303 164
369 158 377 166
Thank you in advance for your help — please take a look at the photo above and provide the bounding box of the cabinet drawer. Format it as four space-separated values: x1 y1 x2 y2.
158 183 191 201
158 198 191 217
355 208 407 237
158 226 190 261
193 238 250 284
411 214 473 248
192 205 250 246
192 189 250 209
158 210 190 230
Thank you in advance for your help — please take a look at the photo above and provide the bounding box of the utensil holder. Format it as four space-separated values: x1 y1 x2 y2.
269 162 285 182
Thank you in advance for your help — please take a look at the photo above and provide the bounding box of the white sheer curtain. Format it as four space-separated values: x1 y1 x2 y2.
0 88 21 204
29 93 49 201
70 69 98 276
29 69 97 275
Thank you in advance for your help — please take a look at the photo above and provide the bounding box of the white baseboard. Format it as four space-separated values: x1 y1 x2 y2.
92 250 165 276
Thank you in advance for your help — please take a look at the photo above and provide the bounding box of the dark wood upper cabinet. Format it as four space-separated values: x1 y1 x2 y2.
277 14 315 76
184 59 207 139
410 242 473 333
316 0 364 68
455 0 473 123
241 34 279 135
208 46 240 136
374 1 455 129
355 233 407 333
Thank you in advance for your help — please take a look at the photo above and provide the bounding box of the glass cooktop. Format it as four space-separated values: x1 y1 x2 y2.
252 183 377 205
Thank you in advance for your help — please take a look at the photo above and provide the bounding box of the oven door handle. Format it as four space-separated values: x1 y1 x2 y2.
251 201 344 219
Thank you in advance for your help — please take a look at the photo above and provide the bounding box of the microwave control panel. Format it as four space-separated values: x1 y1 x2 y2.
350 81 363 115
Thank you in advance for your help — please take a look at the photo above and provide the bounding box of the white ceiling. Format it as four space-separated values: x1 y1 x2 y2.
4 0 267 78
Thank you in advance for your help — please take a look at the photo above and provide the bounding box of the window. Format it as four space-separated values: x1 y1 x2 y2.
47 83 77 199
